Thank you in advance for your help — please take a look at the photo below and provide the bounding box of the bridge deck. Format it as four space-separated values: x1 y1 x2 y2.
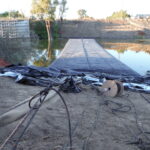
50 39 139 76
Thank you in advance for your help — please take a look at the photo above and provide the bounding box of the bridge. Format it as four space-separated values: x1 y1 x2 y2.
51 39 139 76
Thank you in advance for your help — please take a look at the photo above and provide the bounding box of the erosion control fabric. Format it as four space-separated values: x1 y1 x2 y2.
0 64 150 93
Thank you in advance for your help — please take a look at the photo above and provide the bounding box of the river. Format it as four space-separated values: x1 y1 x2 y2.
0 38 150 75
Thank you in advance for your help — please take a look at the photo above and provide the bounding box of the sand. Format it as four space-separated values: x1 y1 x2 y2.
0 77 150 150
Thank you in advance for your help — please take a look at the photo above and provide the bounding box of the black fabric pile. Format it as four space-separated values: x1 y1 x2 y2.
0 64 83 87
0 64 150 93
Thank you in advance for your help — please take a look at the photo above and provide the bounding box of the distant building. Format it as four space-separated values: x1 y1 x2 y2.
135 14 150 19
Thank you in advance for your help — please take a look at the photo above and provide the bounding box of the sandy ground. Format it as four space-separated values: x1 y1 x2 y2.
0 77 150 150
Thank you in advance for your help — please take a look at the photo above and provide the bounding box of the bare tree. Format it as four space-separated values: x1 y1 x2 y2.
59 0 68 22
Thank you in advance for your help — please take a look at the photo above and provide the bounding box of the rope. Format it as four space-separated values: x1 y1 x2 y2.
0 86 72 150
100 93 150 150
51 88 72 149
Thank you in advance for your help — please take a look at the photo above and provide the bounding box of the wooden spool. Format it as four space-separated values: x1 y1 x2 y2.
101 80 124 97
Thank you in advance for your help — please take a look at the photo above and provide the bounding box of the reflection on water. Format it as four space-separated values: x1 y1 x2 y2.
0 38 67 67
0 38 31 65
29 39 67 67
99 39 150 75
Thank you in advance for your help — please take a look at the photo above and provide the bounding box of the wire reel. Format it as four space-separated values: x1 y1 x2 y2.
100 80 124 97
114 80 124 96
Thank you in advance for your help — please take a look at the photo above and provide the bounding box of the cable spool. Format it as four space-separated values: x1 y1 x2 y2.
115 80 124 96
101 80 124 97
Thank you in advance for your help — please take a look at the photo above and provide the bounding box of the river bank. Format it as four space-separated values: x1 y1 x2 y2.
29 19 150 40
56 19 150 39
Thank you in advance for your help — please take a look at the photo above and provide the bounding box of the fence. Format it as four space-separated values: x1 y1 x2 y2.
0 20 30 38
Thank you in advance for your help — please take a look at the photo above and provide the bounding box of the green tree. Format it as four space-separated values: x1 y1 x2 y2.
10 10 25 18
59 0 68 21
31 0 59 41
0 10 25 18
31 0 59 20
77 9 87 19
0 11 9 18
107 10 130 19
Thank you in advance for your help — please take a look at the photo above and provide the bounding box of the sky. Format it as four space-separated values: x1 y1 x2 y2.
0 0 150 19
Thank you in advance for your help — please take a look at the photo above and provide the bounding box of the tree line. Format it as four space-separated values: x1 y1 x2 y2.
0 10 25 19
0 0 131 20
0 1 131 42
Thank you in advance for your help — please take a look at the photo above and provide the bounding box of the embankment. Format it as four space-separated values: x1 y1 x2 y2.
56 19 150 39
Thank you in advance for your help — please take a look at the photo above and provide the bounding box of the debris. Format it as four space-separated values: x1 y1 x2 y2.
59 77 81 93
0 64 150 94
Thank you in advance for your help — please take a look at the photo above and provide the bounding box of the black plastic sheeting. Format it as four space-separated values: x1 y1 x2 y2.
0 64 84 87
0 64 150 93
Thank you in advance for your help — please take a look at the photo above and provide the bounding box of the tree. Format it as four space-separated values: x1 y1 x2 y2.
59 0 68 21
0 12 9 18
31 0 59 20
10 10 25 18
107 10 130 19
31 0 59 42
0 10 25 18
77 9 87 19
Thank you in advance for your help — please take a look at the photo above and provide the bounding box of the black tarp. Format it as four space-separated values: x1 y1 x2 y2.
0 64 150 93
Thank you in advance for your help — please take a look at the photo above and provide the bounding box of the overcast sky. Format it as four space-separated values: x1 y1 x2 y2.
0 0 150 19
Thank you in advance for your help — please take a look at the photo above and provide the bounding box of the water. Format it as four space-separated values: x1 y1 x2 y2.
0 38 67 67
0 38 150 75
99 39 150 75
